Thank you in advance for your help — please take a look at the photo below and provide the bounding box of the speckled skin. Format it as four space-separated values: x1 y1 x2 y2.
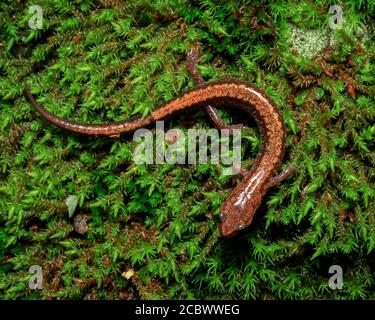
25 81 289 238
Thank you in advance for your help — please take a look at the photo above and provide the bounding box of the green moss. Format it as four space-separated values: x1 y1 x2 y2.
0 0 374 300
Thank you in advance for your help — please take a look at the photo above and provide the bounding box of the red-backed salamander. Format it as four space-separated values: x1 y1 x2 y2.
24 44 295 238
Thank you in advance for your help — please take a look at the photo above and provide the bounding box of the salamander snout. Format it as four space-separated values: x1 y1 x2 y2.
219 210 253 238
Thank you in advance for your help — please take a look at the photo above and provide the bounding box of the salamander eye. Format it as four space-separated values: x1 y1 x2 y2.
219 212 227 221
236 220 245 231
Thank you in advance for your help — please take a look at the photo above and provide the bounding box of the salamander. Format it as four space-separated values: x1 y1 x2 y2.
24 45 295 237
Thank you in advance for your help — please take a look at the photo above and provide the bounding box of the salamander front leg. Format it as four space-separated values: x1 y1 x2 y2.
187 42 246 134
266 166 296 189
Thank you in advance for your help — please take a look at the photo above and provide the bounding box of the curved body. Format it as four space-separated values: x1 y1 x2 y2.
25 80 286 237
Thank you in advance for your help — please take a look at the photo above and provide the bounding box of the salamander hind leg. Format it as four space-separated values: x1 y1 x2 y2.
186 41 204 85
187 42 247 134
205 105 246 134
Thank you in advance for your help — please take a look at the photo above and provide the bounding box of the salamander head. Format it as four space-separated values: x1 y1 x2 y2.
219 172 267 237
219 204 257 238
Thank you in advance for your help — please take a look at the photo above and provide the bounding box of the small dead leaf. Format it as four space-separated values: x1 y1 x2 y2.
346 83 356 99
73 214 89 235
66 195 79 218
119 290 129 300
122 269 135 280
74 278 84 284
